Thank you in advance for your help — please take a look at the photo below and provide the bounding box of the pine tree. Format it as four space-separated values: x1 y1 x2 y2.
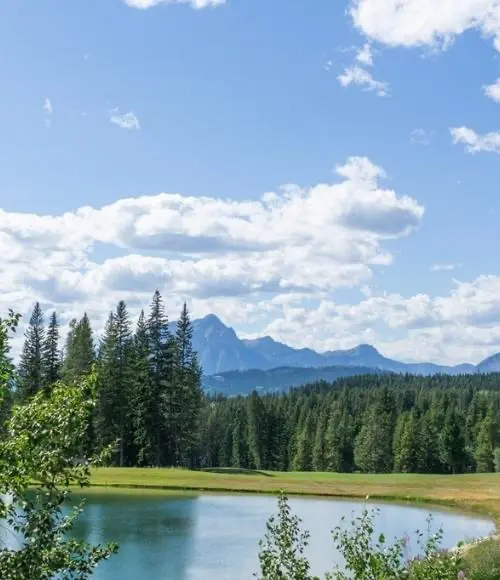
42 311 60 391
17 303 45 401
96 302 134 466
475 417 494 473
393 411 419 473
247 392 267 470
62 313 94 383
174 303 203 467
312 408 327 471
440 408 467 474
417 411 441 473
131 310 152 467
354 402 394 473
292 412 314 471
146 291 171 466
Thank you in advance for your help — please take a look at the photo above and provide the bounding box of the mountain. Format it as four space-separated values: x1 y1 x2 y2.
173 313 495 380
477 353 500 373
202 365 387 396
190 314 270 375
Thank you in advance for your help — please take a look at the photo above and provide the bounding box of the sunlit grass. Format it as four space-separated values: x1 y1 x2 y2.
88 468 500 525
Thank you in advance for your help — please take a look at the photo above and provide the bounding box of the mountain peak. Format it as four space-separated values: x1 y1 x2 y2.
197 313 227 328
352 344 379 355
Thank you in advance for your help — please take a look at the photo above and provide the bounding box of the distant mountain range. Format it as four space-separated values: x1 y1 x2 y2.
184 314 499 375
169 314 500 394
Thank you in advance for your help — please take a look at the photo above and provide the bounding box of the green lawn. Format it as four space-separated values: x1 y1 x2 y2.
89 467 500 525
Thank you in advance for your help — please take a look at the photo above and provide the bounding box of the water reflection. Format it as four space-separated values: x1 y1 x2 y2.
68 492 495 580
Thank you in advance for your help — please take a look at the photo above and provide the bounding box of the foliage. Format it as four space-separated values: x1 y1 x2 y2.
494 447 500 473
463 538 500 580
200 376 500 474
258 495 469 580
0 369 118 579
329 507 407 579
255 493 318 580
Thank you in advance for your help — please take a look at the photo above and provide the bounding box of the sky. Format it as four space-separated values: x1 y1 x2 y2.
1 0 500 365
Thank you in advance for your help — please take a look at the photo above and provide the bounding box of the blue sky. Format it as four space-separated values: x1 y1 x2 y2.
2 0 500 364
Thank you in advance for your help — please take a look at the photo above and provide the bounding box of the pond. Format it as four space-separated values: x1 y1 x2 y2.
65 491 495 579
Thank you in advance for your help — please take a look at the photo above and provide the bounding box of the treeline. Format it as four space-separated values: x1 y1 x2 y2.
198 375 500 474
4 298 500 475
7 292 202 468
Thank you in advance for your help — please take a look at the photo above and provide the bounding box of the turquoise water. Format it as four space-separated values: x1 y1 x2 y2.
67 492 495 579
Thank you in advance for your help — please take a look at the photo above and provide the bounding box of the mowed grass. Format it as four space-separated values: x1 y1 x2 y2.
89 468 500 526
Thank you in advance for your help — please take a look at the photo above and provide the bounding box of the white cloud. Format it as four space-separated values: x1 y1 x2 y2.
484 78 500 101
350 0 500 53
0 156 426 355
338 65 390 96
430 263 462 272
110 110 140 131
43 98 53 128
410 129 432 145
124 0 225 8
258 275 500 365
451 126 500 154
356 43 374 66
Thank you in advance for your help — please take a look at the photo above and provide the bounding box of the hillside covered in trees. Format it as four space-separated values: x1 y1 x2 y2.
3 294 500 476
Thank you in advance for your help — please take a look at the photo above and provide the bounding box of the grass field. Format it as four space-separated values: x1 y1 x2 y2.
89 467 500 526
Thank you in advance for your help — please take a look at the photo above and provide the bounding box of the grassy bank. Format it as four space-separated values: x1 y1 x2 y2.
89 468 500 526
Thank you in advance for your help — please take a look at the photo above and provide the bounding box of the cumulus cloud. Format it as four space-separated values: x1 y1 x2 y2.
110 110 140 130
451 126 500 154
124 0 225 8
258 275 500 365
0 156 425 351
484 78 500 101
350 0 500 53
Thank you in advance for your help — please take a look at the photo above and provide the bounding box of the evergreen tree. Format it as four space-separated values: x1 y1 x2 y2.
247 392 267 470
312 408 327 471
173 303 202 467
292 412 314 471
393 411 419 473
440 408 467 474
17 303 45 401
41 311 60 391
146 290 171 466
96 302 134 466
62 313 94 383
417 411 442 473
475 416 494 473
131 310 152 467
354 402 393 473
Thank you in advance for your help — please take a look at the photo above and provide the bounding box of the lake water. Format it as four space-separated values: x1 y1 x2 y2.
65 491 495 579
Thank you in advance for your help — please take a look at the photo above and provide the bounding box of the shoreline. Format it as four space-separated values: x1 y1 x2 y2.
86 468 500 530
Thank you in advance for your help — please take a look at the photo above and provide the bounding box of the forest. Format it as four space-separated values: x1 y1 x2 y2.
2 293 500 475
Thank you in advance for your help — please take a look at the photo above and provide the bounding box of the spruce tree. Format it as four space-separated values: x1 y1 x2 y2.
440 408 467 474
312 409 327 471
96 302 134 466
174 303 203 467
292 412 314 471
62 313 94 383
354 402 393 473
247 392 267 470
146 291 171 466
17 303 45 401
131 310 152 467
475 417 494 473
42 311 60 391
